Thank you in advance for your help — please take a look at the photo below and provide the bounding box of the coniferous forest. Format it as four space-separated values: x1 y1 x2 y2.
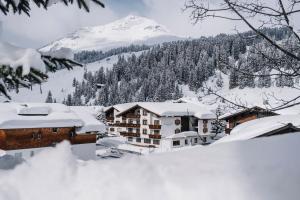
60 27 297 106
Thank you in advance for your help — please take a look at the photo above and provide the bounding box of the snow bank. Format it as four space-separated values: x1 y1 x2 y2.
215 115 300 144
1 134 300 200
0 150 5 157
0 42 46 76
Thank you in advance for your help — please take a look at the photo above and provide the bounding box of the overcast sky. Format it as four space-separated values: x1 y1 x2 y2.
0 0 248 48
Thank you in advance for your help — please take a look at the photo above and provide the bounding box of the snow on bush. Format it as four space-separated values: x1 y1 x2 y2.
0 135 300 200
0 42 46 76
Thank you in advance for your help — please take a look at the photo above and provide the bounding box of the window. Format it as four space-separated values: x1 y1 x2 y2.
110 128 115 131
128 137 133 142
129 119 133 124
185 139 188 145
154 120 160 125
116 121 120 124
154 130 160 135
144 138 151 144
128 128 133 133
175 128 181 134
69 131 76 138
117 128 122 132
136 129 140 134
143 120 148 125
173 140 180 146
143 129 147 134
203 120 208 129
175 119 181 125
143 110 147 116
136 119 140 125
153 140 160 145
136 138 141 143
52 128 59 133
194 138 198 143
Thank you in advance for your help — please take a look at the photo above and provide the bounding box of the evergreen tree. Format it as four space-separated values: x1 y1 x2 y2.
45 91 53 103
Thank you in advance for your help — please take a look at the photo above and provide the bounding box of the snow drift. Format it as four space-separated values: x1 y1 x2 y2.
1 134 300 200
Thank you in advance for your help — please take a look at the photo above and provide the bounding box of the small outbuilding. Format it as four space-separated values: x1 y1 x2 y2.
220 106 278 134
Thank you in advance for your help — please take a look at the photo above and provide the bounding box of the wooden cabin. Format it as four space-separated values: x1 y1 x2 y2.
0 103 104 160
220 106 278 134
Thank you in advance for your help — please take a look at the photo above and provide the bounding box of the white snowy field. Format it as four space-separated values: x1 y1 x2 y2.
1 134 300 200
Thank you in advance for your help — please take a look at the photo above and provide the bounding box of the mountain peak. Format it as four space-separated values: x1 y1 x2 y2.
41 16 182 52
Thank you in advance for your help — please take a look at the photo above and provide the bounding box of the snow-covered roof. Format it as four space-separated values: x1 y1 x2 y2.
70 106 106 133
220 106 278 120
17 104 50 115
194 112 216 119
166 131 199 139
105 102 136 113
116 102 214 117
0 103 83 129
215 115 300 144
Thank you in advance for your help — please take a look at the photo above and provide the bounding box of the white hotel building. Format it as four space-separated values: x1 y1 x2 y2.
105 102 216 147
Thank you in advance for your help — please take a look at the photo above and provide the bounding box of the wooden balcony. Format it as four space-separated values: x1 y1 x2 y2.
125 113 141 118
112 123 140 128
149 134 161 139
106 117 114 121
149 125 161 129
120 132 140 137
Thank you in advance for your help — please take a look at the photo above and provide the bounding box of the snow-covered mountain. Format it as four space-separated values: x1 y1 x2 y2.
40 15 183 52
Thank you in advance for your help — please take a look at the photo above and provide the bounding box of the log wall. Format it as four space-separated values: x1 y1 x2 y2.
0 127 96 150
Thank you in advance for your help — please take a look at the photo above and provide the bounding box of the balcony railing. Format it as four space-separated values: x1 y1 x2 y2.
120 132 141 137
149 134 161 139
125 113 141 118
112 123 141 128
149 125 161 129
106 117 114 121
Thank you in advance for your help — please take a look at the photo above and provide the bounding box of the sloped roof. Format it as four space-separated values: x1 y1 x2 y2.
116 102 214 117
220 106 278 120
104 102 136 113
0 103 103 132
70 106 106 133
214 115 300 144
0 102 83 129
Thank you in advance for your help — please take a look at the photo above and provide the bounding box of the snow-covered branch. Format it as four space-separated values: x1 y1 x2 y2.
0 0 104 16
0 42 82 99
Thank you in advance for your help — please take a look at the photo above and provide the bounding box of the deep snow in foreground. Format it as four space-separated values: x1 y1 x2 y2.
1 134 300 200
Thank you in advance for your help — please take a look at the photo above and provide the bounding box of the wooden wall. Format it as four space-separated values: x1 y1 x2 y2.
0 127 96 150
228 114 257 129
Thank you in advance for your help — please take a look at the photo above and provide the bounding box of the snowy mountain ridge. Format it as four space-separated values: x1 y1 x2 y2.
40 15 183 52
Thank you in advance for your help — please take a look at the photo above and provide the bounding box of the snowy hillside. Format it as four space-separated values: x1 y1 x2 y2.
0 51 142 103
1 134 300 200
181 72 300 115
40 15 182 52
